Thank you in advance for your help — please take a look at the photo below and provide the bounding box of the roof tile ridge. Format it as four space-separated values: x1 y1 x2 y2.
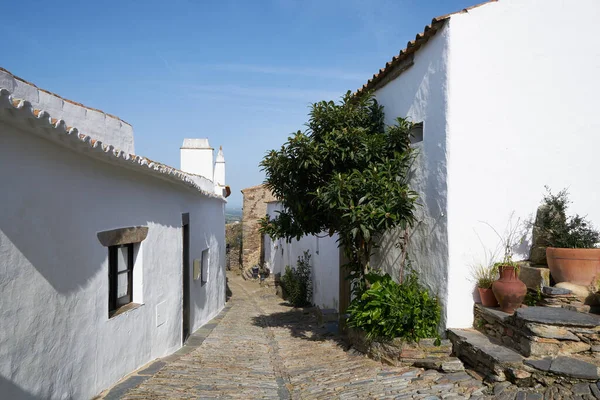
0 66 130 125
0 87 223 200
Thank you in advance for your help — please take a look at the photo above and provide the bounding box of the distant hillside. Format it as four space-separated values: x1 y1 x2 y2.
225 206 242 223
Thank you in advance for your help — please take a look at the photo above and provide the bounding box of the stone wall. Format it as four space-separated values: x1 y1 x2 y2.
346 328 462 372
241 184 276 269
226 222 242 272
473 304 600 359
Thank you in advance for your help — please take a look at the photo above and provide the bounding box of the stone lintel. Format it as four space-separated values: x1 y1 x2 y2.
97 226 149 247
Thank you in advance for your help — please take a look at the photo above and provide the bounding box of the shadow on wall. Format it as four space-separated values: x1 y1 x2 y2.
373 212 448 333
0 127 196 295
190 231 226 328
370 46 451 330
0 128 224 399
0 376 42 400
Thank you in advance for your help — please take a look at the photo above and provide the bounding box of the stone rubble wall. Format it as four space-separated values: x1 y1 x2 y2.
540 286 600 314
225 223 243 271
346 328 463 372
529 204 565 266
241 185 276 270
474 305 600 359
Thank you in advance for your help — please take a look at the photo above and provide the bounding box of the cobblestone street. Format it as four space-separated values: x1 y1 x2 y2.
111 274 488 399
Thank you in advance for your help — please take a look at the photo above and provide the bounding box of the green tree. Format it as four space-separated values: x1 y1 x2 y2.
259 91 418 285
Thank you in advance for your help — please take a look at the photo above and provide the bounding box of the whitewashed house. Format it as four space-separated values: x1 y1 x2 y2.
264 202 341 311
265 0 600 330
0 67 229 399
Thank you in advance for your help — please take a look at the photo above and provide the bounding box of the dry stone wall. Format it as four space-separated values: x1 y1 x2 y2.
241 184 276 270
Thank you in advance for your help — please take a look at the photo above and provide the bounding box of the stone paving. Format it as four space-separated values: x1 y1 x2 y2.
110 275 491 399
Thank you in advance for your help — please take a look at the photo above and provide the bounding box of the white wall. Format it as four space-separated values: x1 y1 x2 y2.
0 123 226 400
372 23 451 329
264 202 340 310
445 0 600 328
214 147 225 187
180 138 214 181
0 69 135 154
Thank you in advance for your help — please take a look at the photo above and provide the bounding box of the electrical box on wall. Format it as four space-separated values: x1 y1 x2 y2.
201 249 209 284
193 259 201 280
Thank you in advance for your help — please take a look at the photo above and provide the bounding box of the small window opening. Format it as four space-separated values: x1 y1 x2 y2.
109 243 135 317
410 122 424 144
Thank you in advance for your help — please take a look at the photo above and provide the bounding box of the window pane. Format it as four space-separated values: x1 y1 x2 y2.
117 295 129 307
117 272 128 298
117 246 129 272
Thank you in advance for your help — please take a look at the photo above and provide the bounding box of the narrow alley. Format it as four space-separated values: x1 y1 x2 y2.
102 275 485 399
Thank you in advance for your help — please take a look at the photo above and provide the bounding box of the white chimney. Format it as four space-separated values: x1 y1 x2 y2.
213 146 225 190
180 138 213 180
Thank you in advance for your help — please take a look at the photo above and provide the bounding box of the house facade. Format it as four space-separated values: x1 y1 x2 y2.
0 68 228 399
264 0 600 330
264 202 341 311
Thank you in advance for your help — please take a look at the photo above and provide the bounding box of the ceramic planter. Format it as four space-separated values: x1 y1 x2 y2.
546 247 600 286
477 287 499 307
492 266 527 314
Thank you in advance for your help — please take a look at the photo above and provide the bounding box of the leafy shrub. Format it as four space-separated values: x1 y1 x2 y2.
347 272 440 342
281 251 312 307
259 92 418 286
470 264 498 289
536 187 600 248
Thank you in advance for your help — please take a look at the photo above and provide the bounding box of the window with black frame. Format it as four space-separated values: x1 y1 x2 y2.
108 243 134 316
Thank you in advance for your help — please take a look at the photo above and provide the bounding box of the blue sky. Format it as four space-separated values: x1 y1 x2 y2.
1 0 475 208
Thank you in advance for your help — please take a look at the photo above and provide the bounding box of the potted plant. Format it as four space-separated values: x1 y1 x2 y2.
486 215 527 313
492 259 527 314
536 188 600 286
471 264 499 307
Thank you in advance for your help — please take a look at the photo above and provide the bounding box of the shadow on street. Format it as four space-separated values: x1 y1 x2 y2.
251 305 349 350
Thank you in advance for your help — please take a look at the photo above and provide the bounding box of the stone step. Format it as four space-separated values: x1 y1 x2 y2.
524 356 600 381
475 304 600 358
448 328 524 383
514 306 600 328
461 306 600 387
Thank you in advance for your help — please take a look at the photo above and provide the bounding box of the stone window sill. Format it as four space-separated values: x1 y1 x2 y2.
109 303 143 319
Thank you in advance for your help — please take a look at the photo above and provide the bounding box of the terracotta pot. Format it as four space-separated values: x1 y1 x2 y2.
477 287 499 307
546 247 600 286
492 266 527 314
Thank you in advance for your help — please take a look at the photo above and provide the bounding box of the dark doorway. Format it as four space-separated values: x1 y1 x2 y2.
182 213 190 343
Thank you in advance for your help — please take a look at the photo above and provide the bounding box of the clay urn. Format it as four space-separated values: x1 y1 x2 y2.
477 287 499 307
546 247 600 286
492 266 527 314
